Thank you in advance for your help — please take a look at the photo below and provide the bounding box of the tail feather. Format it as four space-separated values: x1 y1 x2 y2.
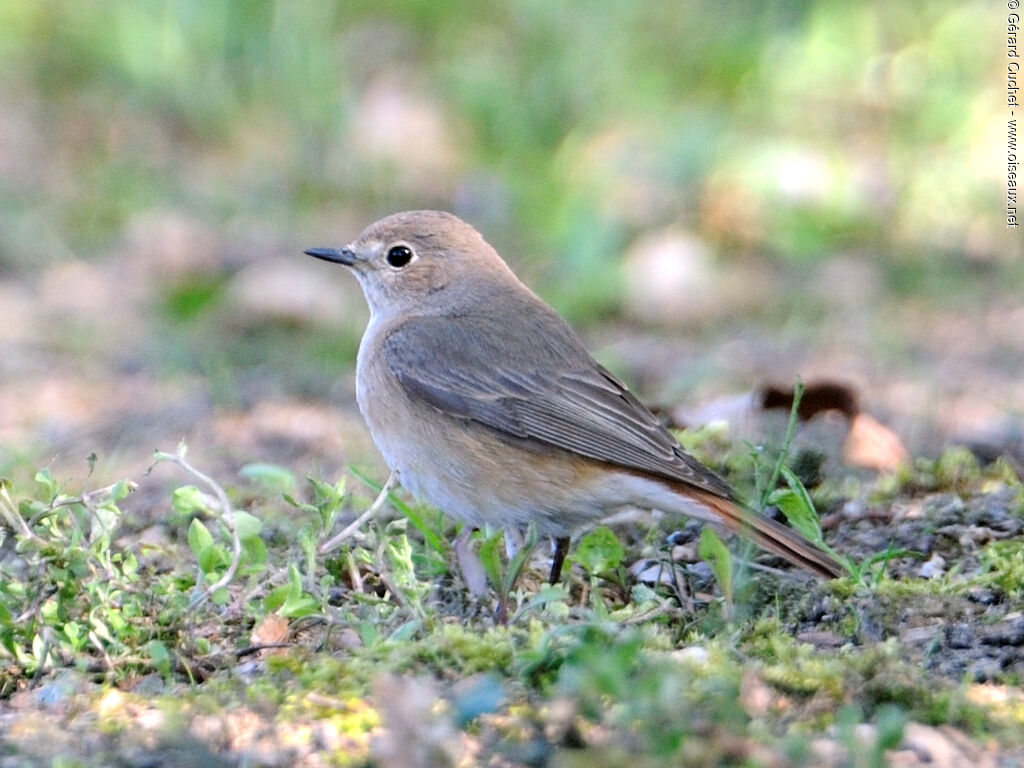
691 490 844 579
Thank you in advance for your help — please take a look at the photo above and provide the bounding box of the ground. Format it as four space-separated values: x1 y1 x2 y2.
1 237 1023 766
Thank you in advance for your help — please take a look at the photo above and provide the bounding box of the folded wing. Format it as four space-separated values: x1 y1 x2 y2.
382 313 734 499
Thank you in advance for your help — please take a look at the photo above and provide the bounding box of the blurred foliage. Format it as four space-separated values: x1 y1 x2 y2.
0 0 1012 319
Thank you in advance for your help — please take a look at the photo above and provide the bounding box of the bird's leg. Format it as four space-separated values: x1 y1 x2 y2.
549 536 570 584
453 526 488 596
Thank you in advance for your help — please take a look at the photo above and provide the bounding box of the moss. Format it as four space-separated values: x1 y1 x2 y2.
978 539 1024 599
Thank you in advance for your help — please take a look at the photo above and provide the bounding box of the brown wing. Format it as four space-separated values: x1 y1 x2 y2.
382 312 734 500
383 311 844 579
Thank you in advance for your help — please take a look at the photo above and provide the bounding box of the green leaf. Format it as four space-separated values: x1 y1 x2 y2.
199 546 228 574
306 475 348 529
239 463 296 493
232 511 262 541
573 526 624 575
279 593 320 618
770 467 824 546
503 524 538 595
385 530 418 591
874 704 908 755
107 480 134 503
758 377 804 510
698 527 733 604
187 518 214 558
31 633 45 667
349 467 447 554
90 616 115 645
90 504 118 540
358 620 379 646
120 552 139 576
187 519 227 573
477 531 504 592
148 639 172 678
173 485 210 516
266 565 317 617
264 583 291 613
389 619 421 642
388 495 445 555
241 536 268 571
275 564 320 618
510 584 570 623
40 598 60 625
34 468 59 501
63 621 82 646
307 474 347 503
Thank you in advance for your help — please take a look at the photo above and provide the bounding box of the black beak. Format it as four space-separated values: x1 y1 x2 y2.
304 247 358 266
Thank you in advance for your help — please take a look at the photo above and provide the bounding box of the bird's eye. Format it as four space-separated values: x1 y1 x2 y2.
386 245 414 268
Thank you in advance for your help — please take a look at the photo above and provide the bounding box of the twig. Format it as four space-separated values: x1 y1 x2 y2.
41 480 138 514
378 570 412 612
746 560 817 580
25 481 138 537
235 643 291 658
30 628 54 685
620 601 683 625
346 549 364 593
0 482 41 544
151 443 242 610
89 629 115 673
318 472 397 555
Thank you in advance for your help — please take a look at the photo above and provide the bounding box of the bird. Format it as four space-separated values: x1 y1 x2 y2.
305 210 843 585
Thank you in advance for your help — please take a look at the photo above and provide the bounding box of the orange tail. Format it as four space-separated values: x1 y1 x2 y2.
691 490 844 579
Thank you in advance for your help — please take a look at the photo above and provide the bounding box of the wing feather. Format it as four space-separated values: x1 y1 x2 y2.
383 314 733 498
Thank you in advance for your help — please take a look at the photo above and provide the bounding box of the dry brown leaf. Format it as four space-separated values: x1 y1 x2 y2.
250 614 290 657
843 412 910 472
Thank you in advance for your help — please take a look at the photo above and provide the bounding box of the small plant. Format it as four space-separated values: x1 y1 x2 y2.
570 525 628 614
478 524 538 607
0 467 167 690
978 539 1024 599
743 379 919 586
698 527 735 620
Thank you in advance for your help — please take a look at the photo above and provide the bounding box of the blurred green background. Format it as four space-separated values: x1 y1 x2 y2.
0 0 1018 476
